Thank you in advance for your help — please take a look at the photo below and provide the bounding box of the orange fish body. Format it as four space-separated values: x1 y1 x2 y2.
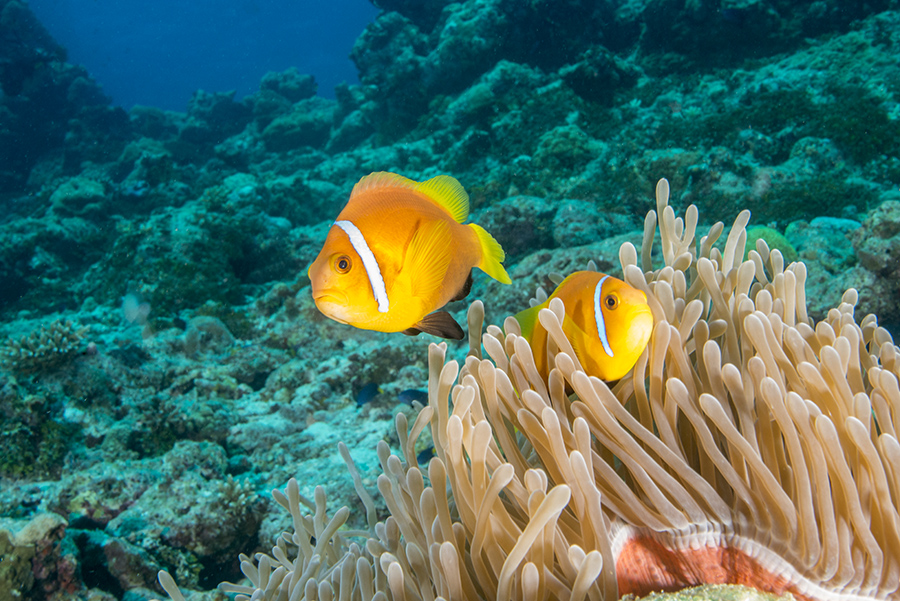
309 172 511 339
515 271 653 381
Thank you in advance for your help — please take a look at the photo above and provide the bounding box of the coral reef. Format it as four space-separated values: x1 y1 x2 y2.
3 1 900 320
850 199 900 331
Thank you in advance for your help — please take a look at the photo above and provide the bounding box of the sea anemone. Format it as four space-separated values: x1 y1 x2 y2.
155 179 900 601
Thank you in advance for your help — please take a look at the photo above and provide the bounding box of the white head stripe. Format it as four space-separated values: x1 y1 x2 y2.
593 276 614 357
334 220 389 313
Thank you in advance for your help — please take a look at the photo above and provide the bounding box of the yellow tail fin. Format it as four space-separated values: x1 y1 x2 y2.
469 223 511 284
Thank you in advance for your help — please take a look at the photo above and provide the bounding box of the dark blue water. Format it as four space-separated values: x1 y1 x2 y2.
27 0 378 111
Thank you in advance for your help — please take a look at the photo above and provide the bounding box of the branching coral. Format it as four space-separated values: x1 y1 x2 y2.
156 460 378 601
1 319 88 375
154 179 900 601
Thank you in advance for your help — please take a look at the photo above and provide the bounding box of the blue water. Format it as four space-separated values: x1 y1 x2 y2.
27 0 378 111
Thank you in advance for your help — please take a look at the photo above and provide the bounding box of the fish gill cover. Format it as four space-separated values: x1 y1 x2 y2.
0 0 899 599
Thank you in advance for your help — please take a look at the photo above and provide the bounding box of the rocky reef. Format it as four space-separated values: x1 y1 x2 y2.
1 0 899 598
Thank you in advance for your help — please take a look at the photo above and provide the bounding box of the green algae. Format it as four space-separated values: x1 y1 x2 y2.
745 226 798 262
0 411 77 479
750 175 877 225
823 83 900 164
654 83 900 168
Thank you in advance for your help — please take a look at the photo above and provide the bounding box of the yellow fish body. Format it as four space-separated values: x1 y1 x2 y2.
514 271 653 381
308 172 511 339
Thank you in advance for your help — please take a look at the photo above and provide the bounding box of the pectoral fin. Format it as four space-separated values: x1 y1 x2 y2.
404 219 453 302
563 313 593 370
402 311 464 340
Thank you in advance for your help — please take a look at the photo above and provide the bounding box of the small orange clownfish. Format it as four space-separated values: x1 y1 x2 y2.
308 172 511 339
514 271 653 381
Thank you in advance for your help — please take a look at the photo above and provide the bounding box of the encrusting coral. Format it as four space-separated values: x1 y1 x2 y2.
154 179 900 601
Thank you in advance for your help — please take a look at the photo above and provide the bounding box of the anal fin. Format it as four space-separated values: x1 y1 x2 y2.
403 311 464 340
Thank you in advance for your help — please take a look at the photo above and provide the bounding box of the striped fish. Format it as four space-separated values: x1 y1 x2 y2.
514 271 653 381
308 172 511 339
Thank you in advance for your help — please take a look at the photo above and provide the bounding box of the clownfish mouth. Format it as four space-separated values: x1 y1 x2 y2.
312 289 352 324
634 304 654 322
312 289 348 306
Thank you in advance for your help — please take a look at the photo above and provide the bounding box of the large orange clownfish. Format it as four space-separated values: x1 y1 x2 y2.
308 172 511 339
515 271 653 381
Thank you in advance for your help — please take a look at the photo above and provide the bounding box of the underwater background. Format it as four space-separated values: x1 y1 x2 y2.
0 0 899 598
24 0 377 110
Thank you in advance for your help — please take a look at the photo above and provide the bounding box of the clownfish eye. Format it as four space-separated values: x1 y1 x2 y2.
604 294 619 310
335 255 352 274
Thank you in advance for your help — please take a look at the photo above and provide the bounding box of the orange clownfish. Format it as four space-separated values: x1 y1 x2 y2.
308 172 511 339
514 271 653 381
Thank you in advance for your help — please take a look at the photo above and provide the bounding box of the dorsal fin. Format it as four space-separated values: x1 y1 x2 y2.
350 172 470 224
414 175 469 223
350 172 417 199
